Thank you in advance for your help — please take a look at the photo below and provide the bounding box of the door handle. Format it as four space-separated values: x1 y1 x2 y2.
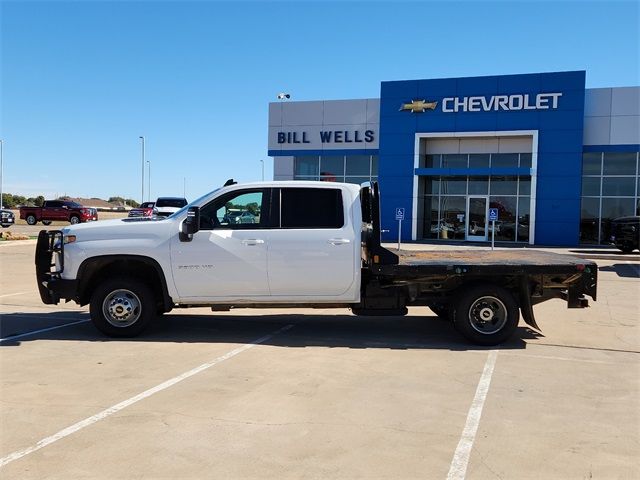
328 238 351 245
241 239 265 246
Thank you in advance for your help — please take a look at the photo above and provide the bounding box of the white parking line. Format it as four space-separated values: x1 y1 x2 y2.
0 319 91 343
0 323 294 468
447 350 498 480
0 292 27 299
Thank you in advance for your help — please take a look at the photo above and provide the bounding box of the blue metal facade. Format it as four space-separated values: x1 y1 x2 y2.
378 71 586 246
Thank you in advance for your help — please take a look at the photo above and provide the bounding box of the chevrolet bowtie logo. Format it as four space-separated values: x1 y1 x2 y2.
399 99 438 113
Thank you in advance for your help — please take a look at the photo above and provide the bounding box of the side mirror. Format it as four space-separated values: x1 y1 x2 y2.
179 206 200 242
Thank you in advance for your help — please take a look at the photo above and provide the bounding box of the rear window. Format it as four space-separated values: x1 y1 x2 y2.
280 188 344 229
156 198 187 208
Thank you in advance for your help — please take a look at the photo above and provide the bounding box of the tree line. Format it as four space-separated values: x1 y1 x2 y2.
1 193 140 209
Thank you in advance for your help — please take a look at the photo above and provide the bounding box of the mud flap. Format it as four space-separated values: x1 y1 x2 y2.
519 276 540 331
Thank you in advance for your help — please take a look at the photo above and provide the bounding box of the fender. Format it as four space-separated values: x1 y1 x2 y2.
76 254 173 311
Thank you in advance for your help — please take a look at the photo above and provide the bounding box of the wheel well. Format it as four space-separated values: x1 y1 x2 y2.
78 257 171 311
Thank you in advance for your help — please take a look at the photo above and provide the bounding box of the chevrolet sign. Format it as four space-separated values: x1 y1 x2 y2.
400 92 562 113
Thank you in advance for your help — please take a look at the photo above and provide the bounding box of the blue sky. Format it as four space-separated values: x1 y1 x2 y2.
1 0 638 201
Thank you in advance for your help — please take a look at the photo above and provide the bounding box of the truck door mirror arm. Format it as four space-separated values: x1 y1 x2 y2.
179 206 200 242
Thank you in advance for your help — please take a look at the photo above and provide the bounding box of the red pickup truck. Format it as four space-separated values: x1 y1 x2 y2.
20 200 98 225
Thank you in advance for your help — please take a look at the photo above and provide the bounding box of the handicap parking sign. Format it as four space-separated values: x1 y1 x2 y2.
395 208 405 220
489 208 499 221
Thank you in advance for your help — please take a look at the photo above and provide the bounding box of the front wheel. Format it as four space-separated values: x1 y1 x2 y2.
618 243 636 254
42 220 52 226
26 215 37 225
453 284 519 345
90 278 156 337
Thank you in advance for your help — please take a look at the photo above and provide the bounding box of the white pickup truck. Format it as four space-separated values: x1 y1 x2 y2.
36 181 597 345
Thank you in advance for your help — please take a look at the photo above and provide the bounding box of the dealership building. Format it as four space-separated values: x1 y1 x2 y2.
268 71 639 246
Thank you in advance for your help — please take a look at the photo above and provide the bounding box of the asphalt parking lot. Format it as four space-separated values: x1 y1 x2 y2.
1 240 639 479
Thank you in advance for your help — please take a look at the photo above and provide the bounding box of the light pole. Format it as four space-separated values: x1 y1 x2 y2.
147 160 151 202
183 177 186 198
260 159 264 181
0 139 3 209
139 136 145 204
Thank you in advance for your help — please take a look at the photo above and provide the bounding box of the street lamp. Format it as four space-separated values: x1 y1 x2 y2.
139 136 145 204
147 160 151 202
260 159 264 181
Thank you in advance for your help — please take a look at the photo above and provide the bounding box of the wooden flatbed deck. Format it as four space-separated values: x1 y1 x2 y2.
397 249 592 267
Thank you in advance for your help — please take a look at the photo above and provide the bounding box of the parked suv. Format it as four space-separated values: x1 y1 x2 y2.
610 216 640 253
153 197 188 217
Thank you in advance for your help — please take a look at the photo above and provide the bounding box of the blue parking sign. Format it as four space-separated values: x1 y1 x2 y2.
489 208 499 221
395 208 405 220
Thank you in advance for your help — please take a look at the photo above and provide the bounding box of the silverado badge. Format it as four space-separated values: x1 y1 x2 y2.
399 99 438 113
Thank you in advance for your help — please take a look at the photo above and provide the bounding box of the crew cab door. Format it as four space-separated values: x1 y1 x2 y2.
44 201 65 220
170 188 271 300
263 186 359 300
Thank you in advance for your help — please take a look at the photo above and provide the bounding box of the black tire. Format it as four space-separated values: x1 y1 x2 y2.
26 215 37 225
89 278 156 337
1 224 10 228
618 243 636 254
453 284 519 345
42 220 52 226
69 215 80 225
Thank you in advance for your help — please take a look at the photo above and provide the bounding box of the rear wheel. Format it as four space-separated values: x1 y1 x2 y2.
90 278 156 337
69 215 80 224
453 284 519 345
619 243 636 254
26 215 37 225
42 220 52 226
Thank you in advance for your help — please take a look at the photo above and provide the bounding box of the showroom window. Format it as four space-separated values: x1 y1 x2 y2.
580 151 640 244
294 154 378 185
420 175 532 242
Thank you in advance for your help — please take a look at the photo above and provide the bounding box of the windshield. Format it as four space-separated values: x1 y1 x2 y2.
167 189 221 219
156 198 187 208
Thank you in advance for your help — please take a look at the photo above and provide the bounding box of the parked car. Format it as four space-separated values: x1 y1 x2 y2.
1 209 15 228
224 210 257 224
610 216 639 253
19 200 98 225
153 197 188 217
128 202 155 218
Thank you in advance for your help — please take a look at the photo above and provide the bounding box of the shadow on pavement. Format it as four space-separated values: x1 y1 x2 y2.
0 310 540 351
599 263 640 278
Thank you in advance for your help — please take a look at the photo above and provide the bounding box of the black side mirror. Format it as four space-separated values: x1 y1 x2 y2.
179 206 200 242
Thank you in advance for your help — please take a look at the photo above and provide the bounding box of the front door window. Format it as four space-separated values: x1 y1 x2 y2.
466 196 488 241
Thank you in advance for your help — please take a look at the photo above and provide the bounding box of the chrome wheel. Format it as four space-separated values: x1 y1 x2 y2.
468 296 508 335
102 289 141 328
70 216 80 224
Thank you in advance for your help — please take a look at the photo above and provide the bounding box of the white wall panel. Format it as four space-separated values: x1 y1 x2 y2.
281 101 324 125
610 115 640 144
273 156 294 178
366 99 380 124
425 138 460 154
498 136 533 153
584 88 612 117
458 137 499 153
611 87 640 116
269 103 283 127
583 116 611 145
323 100 367 125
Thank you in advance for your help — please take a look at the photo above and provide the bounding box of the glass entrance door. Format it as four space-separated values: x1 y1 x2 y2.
466 196 488 241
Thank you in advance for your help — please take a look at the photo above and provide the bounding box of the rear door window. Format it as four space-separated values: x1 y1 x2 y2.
279 188 344 229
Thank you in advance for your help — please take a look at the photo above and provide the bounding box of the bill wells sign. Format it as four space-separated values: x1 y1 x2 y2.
277 129 375 144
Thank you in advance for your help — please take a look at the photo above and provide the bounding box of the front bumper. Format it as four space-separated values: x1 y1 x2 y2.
35 230 79 304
